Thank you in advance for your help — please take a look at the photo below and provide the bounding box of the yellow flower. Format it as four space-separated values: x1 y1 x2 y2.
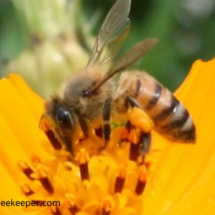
1 57 215 215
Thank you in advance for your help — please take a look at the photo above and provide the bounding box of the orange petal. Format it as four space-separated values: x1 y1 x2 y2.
143 57 215 214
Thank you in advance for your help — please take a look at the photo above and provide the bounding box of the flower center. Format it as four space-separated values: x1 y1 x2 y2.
18 108 155 215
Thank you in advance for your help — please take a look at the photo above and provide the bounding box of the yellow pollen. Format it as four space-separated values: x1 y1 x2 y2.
103 195 115 212
138 165 148 182
76 148 90 164
31 155 41 166
50 206 62 215
18 160 29 171
120 127 130 141
19 182 34 196
39 115 50 132
76 148 90 181
118 166 126 178
129 129 140 144
64 194 79 214
34 165 48 179
128 107 154 133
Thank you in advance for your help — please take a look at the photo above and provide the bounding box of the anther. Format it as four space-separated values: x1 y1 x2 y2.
129 130 140 162
20 182 34 196
45 130 62 150
36 166 54 195
114 166 126 193
65 195 79 214
40 177 54 195
50 206 62 215
102 196 114 215
76 148 90 181
40 116 62 150
135 166 148 195
18 160 34 180
31 155 41 167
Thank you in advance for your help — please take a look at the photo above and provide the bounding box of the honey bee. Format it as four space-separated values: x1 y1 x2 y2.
42 0 196 156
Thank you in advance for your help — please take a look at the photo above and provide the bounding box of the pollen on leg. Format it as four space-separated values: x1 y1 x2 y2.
128 107 154 133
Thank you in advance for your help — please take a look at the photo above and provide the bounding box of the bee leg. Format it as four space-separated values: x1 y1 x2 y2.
78 116 88 139
126 96 141 108
95 127 103 139
125 120 134 132
126 96 151 163
120 96 139 143
63 136 74 156
100 98 112 150
55 129 74 155
124 96 141 133
124 96 141 132
139 131 151 164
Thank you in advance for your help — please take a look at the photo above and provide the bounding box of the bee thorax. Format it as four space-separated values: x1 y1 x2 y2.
62 70 114 120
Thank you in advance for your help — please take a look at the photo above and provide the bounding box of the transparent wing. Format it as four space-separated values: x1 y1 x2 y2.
89 38 159 93
109 38 158 74
87 0 131 68
99 19 130 66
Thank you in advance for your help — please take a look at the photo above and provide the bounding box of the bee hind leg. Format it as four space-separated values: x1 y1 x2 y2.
139 131 151 164
126 96 141 108
126 96 152 163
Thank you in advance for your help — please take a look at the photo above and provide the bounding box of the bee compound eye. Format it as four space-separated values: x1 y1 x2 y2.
56 107 74 132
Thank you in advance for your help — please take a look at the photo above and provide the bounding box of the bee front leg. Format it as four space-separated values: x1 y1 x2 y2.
100 98 112 150
78 116 88 139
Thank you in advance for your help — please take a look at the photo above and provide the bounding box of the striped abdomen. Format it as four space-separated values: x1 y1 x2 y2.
116 71 196 143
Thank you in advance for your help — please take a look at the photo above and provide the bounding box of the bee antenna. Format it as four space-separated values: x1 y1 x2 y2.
87 73 116 95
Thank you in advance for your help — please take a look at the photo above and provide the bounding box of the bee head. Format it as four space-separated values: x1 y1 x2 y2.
45 96 76 135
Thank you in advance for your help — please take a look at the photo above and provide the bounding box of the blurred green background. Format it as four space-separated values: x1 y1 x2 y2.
0 0 215 96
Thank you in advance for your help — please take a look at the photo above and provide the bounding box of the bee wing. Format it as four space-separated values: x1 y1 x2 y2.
89 38 158 93
109 38 158 74
87 0 131 68
99 21 130 66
